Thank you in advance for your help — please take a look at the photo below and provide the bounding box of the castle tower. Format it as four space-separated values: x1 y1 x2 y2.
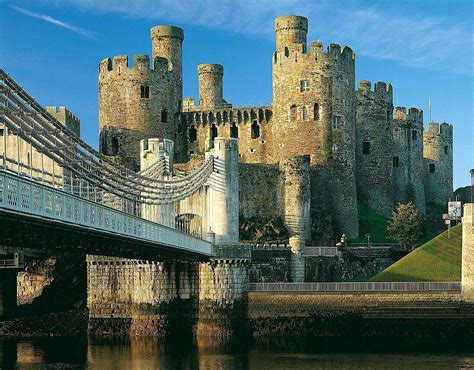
423 122 453 207
198 64 230 110
151 26 184 114
355 80 394 217
392 107 426 213
271 15 359 238
98 54 174 171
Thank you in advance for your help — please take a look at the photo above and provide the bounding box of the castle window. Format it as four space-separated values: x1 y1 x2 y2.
251 121 260 139
0 128 3 136
189 125 197 143
223 111 228 123
444 145 449 154
412 130 418 141
362 141 371 155
140 85 150 99
393 156 399 168
284 47 289 57
230 122 238 138
111 137 119 155
274 52 277 63
332 115 341 130
161 109 168 123
302 106 308 121
429 163 435 173
289 105 297 122
211 124 218 141
300 79 310 92
313 103 320 121
178 100 182 110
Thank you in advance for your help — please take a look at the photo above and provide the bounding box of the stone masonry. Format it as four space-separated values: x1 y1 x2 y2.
97 14 454 242
462 203 474 301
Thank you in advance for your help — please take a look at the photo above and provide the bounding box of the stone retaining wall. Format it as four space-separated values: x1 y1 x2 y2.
249 291 474 337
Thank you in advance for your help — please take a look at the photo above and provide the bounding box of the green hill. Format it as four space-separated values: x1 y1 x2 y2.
353 203 392 243
370 225 462 282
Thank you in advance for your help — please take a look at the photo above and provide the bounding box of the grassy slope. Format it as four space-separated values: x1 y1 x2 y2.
353 203 392 243
370 225 462 282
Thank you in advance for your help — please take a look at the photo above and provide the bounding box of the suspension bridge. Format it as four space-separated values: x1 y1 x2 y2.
0 69 238 262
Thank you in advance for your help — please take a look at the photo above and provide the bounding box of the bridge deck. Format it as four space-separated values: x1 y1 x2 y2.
0 170 213 261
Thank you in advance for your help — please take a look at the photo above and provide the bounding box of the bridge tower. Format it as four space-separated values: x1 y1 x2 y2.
271 15 359 238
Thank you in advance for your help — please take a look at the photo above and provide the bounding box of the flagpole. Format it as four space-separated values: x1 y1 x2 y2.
429 98 432 123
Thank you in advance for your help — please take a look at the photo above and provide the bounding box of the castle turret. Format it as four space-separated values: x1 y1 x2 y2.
392 106 426 213
355 80 394 217
423 122 453 207
198 64 231 110
98 54 174 171
271 15 358 238
275 15 308 52
151 26 184 113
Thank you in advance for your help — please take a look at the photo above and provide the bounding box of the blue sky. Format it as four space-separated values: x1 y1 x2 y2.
0 0 472 188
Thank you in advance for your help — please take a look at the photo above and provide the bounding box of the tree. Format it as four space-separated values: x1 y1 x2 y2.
388 202 424 251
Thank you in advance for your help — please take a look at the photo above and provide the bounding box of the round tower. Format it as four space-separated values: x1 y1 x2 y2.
150 26 184 112
275 15 308 51
423 122 453 207
392 107 426 214
198 64 225 110
271 15 358 238
98 54 173 171
355 80 394 217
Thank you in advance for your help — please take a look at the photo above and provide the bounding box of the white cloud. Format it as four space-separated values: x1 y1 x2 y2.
10 5 93 37
14 0 474 75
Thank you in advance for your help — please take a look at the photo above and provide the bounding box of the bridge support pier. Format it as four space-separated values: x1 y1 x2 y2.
196 259 249 337
0 269 18 319
462 203 474 301
87 256 198 336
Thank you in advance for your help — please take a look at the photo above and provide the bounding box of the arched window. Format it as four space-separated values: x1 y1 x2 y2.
189 125 197 143
302 106 308 121
251 121 260 139
161 109 168 123
289 105 297 122
284 47 289 57
230 122 238 138
211 124 218 141
313 103 320 121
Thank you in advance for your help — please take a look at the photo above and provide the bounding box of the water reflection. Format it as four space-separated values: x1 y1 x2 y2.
1 336 474 369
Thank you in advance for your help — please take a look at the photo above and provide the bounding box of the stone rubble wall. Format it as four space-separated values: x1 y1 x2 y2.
16 258 56 306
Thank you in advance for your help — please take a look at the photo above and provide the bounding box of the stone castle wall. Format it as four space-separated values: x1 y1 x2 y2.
95 13 454 240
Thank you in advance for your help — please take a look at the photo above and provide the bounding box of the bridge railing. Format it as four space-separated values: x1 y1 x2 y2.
0 170 213 256
249 282 461 292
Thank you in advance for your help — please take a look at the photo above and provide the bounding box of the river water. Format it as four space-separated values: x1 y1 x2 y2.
1 336 474 369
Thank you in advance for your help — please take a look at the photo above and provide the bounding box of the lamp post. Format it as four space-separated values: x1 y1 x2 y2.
365 233 371 248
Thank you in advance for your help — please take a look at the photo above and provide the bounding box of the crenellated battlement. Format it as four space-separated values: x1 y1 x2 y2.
425 122 453 138
357 80 393 101
98 54 170 75
394 106 423 123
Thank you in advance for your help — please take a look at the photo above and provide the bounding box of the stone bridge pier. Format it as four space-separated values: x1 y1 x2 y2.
87 256 199 336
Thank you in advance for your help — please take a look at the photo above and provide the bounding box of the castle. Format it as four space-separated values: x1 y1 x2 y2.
98 15 453 240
